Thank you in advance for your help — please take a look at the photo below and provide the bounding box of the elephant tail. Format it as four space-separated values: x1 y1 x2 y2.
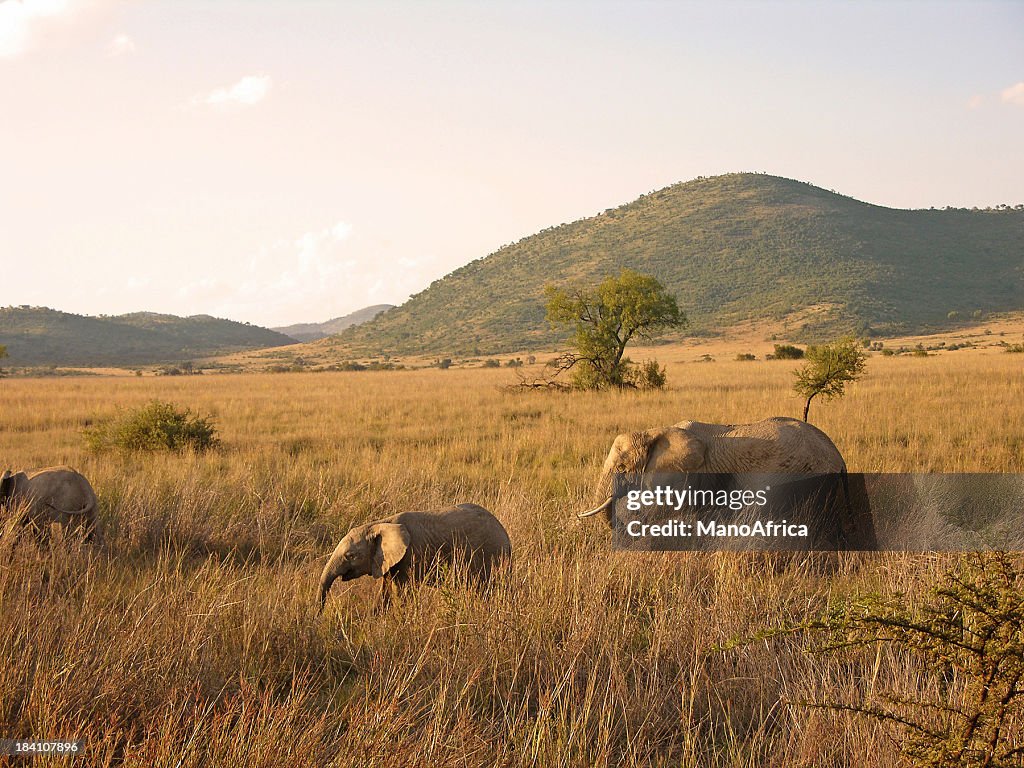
43 500 95 516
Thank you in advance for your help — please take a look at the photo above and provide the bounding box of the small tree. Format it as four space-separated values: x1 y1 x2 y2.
793 337 866 421
545 269 686 390
725 553 1024 768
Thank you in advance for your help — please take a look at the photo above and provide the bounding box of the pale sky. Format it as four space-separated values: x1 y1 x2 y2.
1 0 1022 327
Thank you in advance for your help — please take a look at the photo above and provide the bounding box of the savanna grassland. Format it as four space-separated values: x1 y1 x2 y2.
1 351 1023 766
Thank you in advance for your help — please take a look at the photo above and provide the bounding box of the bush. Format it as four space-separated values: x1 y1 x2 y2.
437 358 453 370
773 344 805 359
84 400 219 453
482 360 501 368
737 553 1024 768
630 360 667 390
735 353 756 361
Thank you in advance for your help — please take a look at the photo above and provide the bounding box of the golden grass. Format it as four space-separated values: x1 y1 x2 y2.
1 353 1022 765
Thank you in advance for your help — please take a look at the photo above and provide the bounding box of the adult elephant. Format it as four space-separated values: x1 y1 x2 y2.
1 466 100 542
579 417 875 549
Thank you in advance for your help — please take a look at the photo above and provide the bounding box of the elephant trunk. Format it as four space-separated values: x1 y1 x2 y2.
318 554 344 614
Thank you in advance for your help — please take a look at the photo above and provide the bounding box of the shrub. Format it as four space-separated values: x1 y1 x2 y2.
735 353 756 361
773 344 805 359
630 359 667 390
733 553 1024 768
482 360 501 368
84 400 219 453
437 358 453 370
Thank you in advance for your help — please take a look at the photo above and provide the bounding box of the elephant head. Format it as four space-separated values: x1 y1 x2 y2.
318 522 411 611
579 427 707 520
0 470 26 504
0 470 14 502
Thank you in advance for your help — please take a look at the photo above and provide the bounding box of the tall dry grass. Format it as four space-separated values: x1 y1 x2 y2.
0 354 1022 765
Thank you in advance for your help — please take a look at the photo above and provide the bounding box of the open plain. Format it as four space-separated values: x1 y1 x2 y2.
1 349 1022 766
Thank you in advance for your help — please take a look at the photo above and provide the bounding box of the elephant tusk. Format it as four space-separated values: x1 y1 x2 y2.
578 496 614 518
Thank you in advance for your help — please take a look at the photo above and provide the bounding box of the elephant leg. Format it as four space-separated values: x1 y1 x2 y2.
377 570 411 612
377 579 393 612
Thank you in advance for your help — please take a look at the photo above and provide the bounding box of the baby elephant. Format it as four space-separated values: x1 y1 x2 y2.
319 503 511 612
1 466 100 542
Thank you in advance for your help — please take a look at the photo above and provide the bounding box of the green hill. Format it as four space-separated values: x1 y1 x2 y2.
0 308 297 367
341 173 1024 355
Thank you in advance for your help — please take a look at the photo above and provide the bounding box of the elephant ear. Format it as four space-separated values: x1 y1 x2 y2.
0 471 11 501
644 428 707 474
370 523 411 578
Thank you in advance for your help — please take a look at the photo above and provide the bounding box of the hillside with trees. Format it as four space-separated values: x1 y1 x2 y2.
340 173 1024 355
0 307 297 366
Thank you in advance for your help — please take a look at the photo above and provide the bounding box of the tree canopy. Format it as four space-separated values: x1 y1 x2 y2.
793 337 867 421
545 269 686 389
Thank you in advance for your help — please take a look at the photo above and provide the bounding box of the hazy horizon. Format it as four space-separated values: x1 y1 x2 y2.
2 0 1022 327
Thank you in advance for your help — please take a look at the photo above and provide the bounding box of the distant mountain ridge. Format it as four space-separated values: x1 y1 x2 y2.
0 307 297 366
341 173 1024 355
272 304 394 342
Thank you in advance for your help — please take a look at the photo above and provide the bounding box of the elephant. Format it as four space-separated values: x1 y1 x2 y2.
579 417 876 549
319 503 511 612
0 466 100 542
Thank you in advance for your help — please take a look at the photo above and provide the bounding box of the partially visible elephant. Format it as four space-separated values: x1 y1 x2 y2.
319 503 511 612
1 466 100 542
580 417 875 548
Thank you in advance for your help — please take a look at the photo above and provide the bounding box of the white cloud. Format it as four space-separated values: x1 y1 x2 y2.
173 220 429 327
0 0 71 58
200 74 272 108
1001 82 1024 106
966 94 984 110
106 32 134 57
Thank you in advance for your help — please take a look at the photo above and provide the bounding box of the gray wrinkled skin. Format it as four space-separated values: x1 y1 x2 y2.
319 503 511 612
586 417 847 524
1 465 100 542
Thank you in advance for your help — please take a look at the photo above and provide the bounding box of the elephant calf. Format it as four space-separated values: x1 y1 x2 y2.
319 503 511 612
1 466 100 542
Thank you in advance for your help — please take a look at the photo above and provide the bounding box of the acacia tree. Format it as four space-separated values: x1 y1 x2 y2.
544 269 686 390
793 337 867 421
